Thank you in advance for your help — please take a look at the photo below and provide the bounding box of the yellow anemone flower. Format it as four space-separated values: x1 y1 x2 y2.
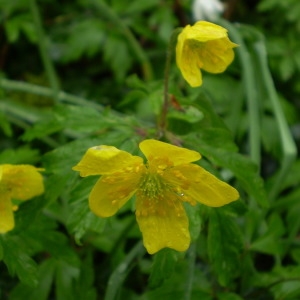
73 139 239 254
0 164 44 233
176 21 237 87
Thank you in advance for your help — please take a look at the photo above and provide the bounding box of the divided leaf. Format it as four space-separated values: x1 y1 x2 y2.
208 209 243 286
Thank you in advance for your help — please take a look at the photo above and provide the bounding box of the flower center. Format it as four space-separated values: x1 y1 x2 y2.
139 172 166 199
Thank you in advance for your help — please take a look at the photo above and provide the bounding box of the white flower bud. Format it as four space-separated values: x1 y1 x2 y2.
192 0 225 21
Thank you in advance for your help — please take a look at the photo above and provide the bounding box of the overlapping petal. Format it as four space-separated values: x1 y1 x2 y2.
89 165 145 217
165 164 239 207
135 190 190 254
199 38 236 73
184 21 228 42
176 44 203 87
73 145 143 176
0 192 14 234
1 164 44 200
139 139 200 166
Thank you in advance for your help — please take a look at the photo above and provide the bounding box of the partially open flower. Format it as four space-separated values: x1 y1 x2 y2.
0 164 44 233
176 21 237 87
73 139 239 254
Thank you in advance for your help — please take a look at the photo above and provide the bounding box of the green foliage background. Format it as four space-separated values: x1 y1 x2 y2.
1 0 300 299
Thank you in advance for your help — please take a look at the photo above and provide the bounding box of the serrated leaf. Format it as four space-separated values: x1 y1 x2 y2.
145 260 212 300
22 114 63 141
55 104 116 133
9 259 55 300
1 236 38 286
13 196 45 233
55 259 80 300
0 147 40 164
73 252 97 300
103 35 132 81
168 105 204 124
61 19 105 62
67 198 106 244
149 248 179 288
208 209 243 286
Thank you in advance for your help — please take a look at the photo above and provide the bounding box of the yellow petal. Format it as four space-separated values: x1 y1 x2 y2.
185 21 228 42
198 37 236 74
89 165 144 217
73 145 143 177
1 164 44 201
139 139 201 166
135 190 190 254
165 164 239 207
0 192 14 233
176 42 203 87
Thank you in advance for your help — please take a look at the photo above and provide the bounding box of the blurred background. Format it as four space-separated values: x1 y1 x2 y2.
1 0 300 299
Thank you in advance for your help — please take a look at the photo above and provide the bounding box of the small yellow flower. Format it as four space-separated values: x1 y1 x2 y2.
0 164 44 233
176 21 237 87
73 139 239 254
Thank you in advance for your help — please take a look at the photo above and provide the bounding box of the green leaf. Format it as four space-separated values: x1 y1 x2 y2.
21 113 63 141
13 196 45 233
1 235 38 286
124 0 160 14
0 110 12 136
67 197 106 244
73 253 97 300
250 234 282 255
207 209 243 286
279 56 295 81
144 259 212 300
4 13 36 43
0 241 3 261
56 104 117 133
61 19 105 62
217 292 244 300
55 259 80 300
0 147 40 164
10 259 55 300
149 248 179 288
168 105 204 124
103 34 132 81
184 203 202 241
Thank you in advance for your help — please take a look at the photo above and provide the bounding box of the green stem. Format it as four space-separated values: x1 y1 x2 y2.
158 28 181 137
183 242 196 300
104 241 145 300
29 0 60 103
92 0 153 81
250 32 297 201
0 99 89 140
0 78 104 110
0 101 59 147
219 20 261 167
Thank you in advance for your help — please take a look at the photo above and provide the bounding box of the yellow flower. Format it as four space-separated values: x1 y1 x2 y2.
0 164 44 233
73 139 239 254
176 21 237 87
